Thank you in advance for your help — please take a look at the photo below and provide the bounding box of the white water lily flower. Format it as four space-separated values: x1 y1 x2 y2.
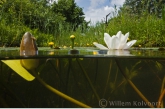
93 31 137 50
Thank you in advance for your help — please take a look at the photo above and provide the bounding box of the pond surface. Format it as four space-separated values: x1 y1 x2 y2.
0 47 164 108
0 47 165 59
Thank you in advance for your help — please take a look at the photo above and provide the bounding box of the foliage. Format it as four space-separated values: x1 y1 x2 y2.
105 3 165 47
51 0 85 31
123 0 165 17
0 0 88 47
0 0 165 47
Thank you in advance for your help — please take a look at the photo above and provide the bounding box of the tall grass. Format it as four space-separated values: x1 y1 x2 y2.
103 8 165 47
56 7 165 48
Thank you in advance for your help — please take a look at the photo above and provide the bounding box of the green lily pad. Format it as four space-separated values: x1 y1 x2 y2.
1 60 35 81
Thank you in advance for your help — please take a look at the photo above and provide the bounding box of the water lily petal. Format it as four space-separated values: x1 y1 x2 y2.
119 32 129 49
116 31 122 39
116 32 121 45
111 36 120 49
101 31 137 50
123 40 137 49
104 33 112 49
93 42 108 50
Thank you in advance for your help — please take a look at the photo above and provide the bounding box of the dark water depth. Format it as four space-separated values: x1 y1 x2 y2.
0 47 164 108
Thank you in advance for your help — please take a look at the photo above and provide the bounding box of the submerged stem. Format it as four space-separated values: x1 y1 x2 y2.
76 58 100 101
31 70 91 108
158 75 165 108
0 80 26 108
0 95 9 108
157 89 165 108
115 58 155 108
103 60 112 97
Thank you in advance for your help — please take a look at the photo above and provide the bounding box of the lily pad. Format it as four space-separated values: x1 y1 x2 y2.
1 60 35 81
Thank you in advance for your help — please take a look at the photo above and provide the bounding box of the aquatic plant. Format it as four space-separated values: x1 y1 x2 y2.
93 31 137 50
70 35 75 49
20 32 39 70
1 32 91 108
48 42 54 48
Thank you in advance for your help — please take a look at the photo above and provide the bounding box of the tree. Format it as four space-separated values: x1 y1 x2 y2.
123 0 165 17
0 0 89 46
51 0 85 31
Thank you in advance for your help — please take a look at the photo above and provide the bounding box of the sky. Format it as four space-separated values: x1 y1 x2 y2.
53 0 125 24
74 0 125 24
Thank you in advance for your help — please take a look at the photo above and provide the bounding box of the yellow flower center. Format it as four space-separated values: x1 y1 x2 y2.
70 35 75 39
49 42 54 45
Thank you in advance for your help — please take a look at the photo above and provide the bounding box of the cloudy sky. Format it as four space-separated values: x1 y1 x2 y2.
75 0 125 24
53 0 125 24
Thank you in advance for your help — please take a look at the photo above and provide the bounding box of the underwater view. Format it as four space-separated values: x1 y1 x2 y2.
0 47 164 108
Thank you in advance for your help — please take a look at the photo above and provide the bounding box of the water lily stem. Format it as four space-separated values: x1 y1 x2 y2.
0 81 26 107
76 58 100 101
103 60 112 97
115 58 154 108
0 95 9 108
31 70 91 108
71 40 74 49
157 89 165 108
157 75 165 108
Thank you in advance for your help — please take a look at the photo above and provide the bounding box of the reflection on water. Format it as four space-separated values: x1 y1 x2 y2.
0 47 165 58
0 47 165 108
94 50 132 56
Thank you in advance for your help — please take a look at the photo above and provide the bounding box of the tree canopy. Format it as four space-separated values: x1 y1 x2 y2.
0 0 90 46
122 0 165 17
0 0 87 33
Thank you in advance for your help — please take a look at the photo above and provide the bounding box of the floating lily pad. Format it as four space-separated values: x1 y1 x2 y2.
1 60 35 81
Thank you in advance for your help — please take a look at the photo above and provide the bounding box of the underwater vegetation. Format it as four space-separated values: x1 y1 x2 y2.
0 51 164 108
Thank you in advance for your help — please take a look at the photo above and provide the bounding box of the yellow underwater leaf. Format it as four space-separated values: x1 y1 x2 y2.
1 60 35 81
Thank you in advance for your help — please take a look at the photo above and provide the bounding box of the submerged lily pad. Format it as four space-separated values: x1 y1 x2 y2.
1 60 35 81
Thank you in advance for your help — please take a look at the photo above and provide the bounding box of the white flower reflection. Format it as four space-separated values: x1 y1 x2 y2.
93 31 137 50
93 50 133 56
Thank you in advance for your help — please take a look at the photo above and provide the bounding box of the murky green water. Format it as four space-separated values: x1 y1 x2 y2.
0 47 164 108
